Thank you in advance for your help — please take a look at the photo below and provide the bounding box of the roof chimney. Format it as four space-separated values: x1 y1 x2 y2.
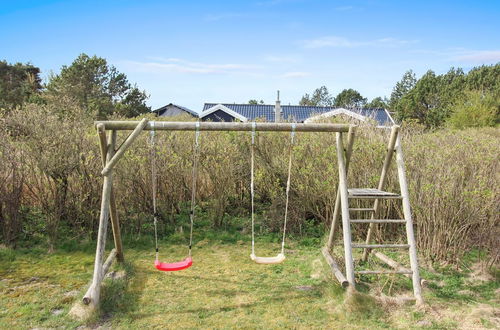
275 90 281 122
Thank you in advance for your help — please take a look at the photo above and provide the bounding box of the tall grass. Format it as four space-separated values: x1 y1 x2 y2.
1 107 498 266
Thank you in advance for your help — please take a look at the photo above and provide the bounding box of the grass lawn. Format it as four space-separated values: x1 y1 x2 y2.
1 235 498 329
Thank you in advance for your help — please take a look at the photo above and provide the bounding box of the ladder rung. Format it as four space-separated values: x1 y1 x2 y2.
349 208 375 212
351 244 410 249
350 219 406 224
355 270 413 275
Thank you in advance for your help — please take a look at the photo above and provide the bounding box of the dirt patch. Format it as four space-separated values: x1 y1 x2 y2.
468 262 495 282
295 285 314 291
68 301 94 321
459 304 500 329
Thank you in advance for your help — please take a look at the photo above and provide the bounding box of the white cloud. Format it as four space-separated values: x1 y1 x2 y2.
302 36 417 49
122 57 262 75
281 71 310 78
453 50 500 64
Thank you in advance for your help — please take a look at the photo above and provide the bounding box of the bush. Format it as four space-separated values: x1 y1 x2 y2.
0 107 498 266
447 90 499 129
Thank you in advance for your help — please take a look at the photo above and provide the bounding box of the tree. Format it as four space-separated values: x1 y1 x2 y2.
248 99 264 104
46 54 150 119
396 70 445 127
395 68 470 127
390 70 417 110
465 64 500 92
334 88 367 108
0 60 42 111
366 96 388 109
299 86 334 106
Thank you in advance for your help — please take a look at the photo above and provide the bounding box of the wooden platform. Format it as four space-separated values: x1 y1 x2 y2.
348 188 401 199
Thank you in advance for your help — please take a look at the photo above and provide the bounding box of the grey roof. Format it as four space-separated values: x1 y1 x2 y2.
153 103 198 117
202 103 394 126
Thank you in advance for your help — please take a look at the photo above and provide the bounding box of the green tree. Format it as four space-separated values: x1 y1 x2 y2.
465 64 500 92
390 70 417 110
0 60 42 111
299 86 334 106
366 96 388 109
46 53 150 119
396 70 445 127
334 88 367 108
248 99 264 104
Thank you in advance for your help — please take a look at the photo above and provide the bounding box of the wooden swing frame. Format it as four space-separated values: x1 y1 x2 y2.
80 118 422 315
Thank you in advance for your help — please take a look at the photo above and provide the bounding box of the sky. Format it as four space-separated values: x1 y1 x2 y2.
1 0 499 112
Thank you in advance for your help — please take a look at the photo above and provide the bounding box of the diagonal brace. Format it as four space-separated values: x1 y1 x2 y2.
101 118 149 176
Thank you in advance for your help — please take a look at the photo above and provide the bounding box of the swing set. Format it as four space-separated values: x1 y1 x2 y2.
80 118 423 313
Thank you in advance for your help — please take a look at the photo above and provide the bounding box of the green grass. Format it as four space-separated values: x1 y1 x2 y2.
1 234 498 329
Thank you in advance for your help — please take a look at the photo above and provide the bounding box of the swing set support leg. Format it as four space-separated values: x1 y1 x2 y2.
71 125 130 319
97 125 124 262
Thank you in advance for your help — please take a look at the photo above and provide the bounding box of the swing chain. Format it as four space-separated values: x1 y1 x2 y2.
150 121 159 261
250 122 256 255
251 121 256 145
188 121 200 256
281 123 296 253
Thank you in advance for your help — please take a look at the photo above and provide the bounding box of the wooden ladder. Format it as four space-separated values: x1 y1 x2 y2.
324 125 424 305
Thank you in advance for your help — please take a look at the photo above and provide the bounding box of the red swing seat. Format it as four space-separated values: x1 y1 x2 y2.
155 257 193 271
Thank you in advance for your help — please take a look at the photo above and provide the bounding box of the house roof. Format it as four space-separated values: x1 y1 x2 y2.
153 103 198 117
305 108 394 127
202 103 394 126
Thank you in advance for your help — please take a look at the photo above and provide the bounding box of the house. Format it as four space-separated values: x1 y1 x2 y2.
200 100 395 127
153 103 198 118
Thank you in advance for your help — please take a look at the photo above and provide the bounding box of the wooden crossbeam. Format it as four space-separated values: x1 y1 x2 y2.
95 121 352 132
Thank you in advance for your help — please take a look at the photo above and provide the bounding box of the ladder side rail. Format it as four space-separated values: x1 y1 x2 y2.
336 132 355 286
395 133 424 305
362 125 400 261
327 125 356 250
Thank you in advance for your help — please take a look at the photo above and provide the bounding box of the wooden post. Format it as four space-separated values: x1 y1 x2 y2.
336 132 355 287
321 247 349 287
101 118 149 176
362 126 399 261
372 251 427 286
82 249 117 305
83 132 115 308
395 134 424 305
327 125 356 250
97 125 124 262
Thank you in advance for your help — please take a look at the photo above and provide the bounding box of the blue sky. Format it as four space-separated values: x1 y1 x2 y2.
1 0 499 112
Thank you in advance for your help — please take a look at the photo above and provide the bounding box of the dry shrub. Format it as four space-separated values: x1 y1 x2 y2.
404 127 500 265
0 107 498 266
